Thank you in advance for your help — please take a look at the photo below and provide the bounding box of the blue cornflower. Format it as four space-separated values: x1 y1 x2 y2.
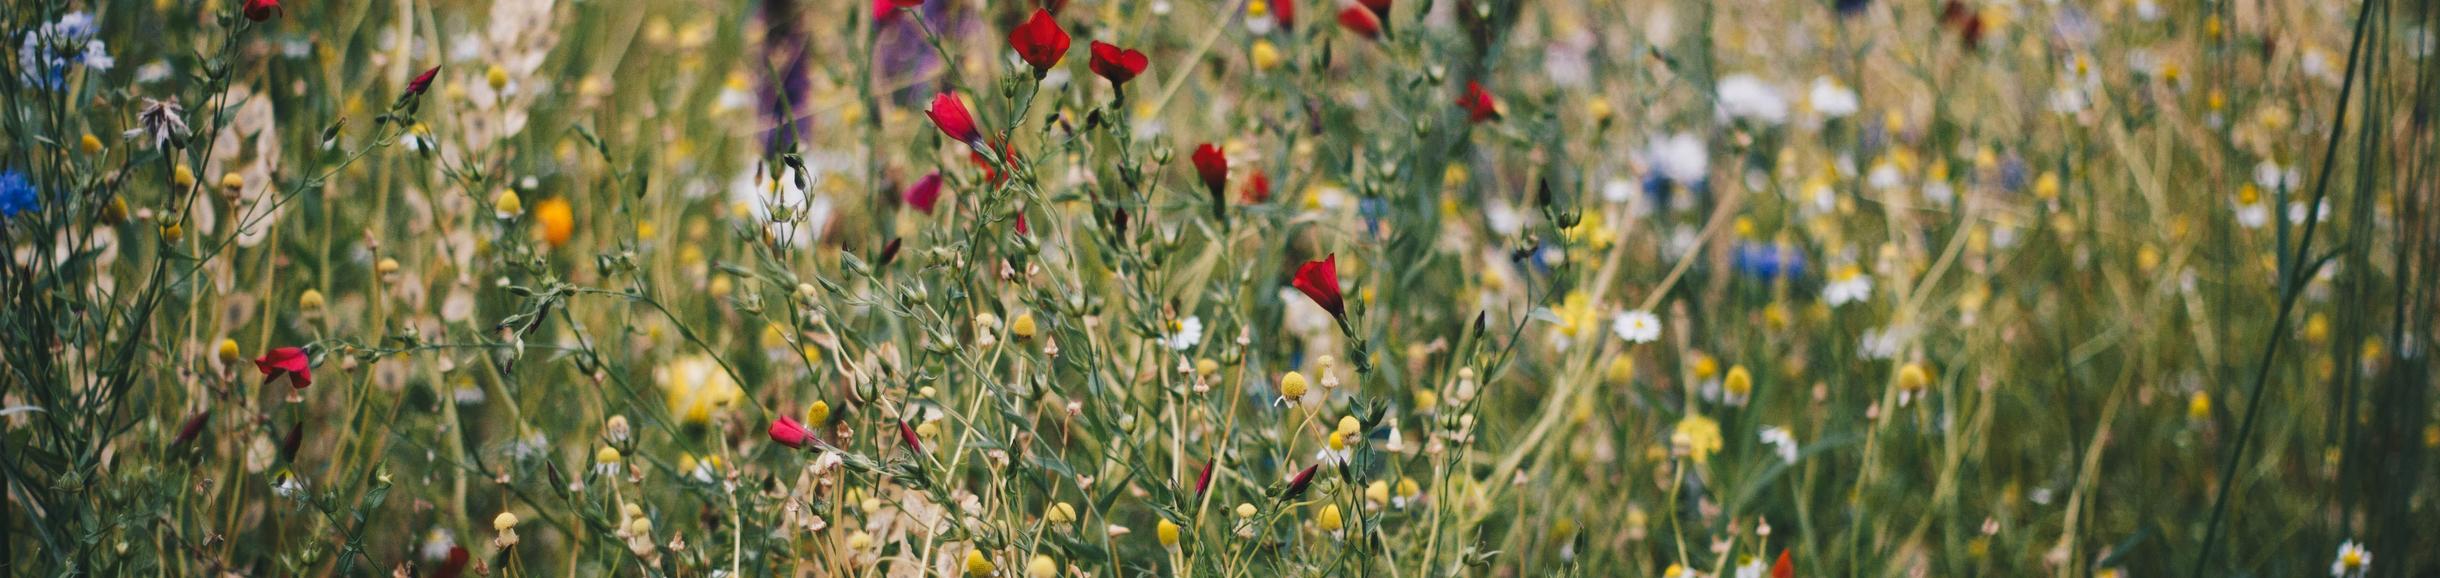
0 170 40 217
17 13 114 90
1732 242 1806 282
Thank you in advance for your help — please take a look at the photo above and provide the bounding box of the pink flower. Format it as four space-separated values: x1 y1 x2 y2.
769 416 815 449
904 172 944 214
254 347 313 389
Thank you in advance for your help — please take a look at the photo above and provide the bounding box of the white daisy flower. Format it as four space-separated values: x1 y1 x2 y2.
2331 540 2370 578
1825 273 1874 307
1165 316 1205 351
1759 426 1800 464
1612 310 1663 344
1716 74 1789 125
1808 76 1859 118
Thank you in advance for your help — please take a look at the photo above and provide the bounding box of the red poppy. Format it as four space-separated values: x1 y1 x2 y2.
1772 550 1793 578
1458 81 1499 122
926 93 983 146
769 415 815 449
406 65 441 96
254 346 312 389
1008 9 1071 77
1191 144 1228 195
243 0 282 22
905 172 944 214
1291 254 1346 322
1273 0 1296 30
1336 6 1382 40
1088 41 1148 87
1241 169 1272 204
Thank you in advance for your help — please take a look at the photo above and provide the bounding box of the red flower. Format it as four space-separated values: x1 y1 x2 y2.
904 172 944 214
769 416 815 449
926 93 983 146
1241 169 1272 204
1291 254 1346 322
1194 459 1216 496
434 546 471 578
1282 463 1320 500
1771 550 1794 578
1088 41 1148 87
173 410 211 447
1008 9 1071 77
1273 0 1296 29
1458 81 1499 123
1357 0 1391 17
254 347 313 389
243 0 282 22
1336 6 1382 39
1191 144 1228 194
406 65 441 96
897 420 924 454
1016 213 1030 236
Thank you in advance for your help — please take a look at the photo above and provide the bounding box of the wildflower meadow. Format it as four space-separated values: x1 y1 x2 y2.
5 0 2438 576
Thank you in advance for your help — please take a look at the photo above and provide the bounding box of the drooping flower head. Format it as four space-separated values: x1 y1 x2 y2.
1008 9 1071 78
1291 254 1347 323
926 92 984 146
254 346 313 389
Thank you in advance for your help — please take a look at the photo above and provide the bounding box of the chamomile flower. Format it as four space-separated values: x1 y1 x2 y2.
1808 76 1860 118
1612 310 1663 344
1825 267 1874 306
1734 555 1767 578
2331 540 2369 578
272 469 309 500
1759 426 1799 464
1716 74 1789 125
1165 316 1205 350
